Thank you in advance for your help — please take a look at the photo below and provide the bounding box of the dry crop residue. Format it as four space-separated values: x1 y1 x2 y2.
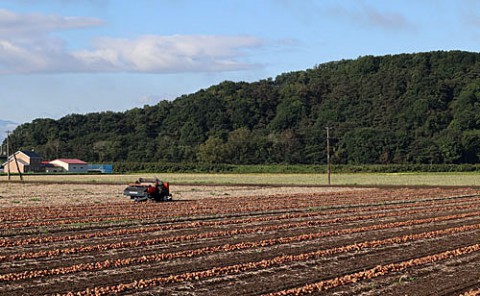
0 184 479 295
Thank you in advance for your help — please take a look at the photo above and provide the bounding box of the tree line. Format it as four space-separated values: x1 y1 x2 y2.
7 50 480 165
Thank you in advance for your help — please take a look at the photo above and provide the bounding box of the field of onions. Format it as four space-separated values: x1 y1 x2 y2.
1 184 480 295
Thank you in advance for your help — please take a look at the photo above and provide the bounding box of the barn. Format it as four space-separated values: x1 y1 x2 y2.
49 159 88 173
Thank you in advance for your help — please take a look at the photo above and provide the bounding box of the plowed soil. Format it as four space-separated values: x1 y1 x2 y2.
1 183 480 295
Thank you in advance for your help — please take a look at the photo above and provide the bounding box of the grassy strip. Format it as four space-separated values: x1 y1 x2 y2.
2 172 480 187
3 163 477 175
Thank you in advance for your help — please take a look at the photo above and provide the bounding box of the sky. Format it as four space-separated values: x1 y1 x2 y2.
1 0 480 140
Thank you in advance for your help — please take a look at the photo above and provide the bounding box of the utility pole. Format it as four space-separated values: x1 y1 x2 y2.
6 131 10 180
326 127 331 185
13 152 23 182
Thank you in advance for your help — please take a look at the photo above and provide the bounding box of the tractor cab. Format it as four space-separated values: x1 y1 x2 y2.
123 177 172 202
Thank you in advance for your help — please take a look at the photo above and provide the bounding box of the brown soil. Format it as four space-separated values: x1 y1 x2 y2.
0 183 479 295
0 182 372 207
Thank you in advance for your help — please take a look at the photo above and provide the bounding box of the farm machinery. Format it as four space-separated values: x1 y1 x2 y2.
123 177 172 202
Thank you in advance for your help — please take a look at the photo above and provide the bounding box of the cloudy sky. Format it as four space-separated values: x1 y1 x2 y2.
1 0 480 130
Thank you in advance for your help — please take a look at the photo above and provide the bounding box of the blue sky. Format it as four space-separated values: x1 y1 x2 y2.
1 0 480 135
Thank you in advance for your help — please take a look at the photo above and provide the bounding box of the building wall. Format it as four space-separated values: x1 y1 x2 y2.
16 153 30 165
29 158 43 172
49 160 88 173
3 159 26 173
49 160 68 171
45 167 64 173
14 152 43 172
66 164 88 173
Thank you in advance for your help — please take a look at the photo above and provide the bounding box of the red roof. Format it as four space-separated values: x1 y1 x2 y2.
52 159 87 164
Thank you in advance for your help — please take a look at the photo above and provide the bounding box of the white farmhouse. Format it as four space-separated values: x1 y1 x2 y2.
49 159 88 173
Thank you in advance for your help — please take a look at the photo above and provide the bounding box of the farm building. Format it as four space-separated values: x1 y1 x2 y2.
43 161 63 173
87 164 113 173
2 150 43 173
49 159 88 173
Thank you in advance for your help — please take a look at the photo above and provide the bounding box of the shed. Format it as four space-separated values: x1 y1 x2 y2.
49 159 88 173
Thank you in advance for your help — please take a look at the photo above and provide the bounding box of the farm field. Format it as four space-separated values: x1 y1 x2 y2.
1 181 480 295
4 171 480 186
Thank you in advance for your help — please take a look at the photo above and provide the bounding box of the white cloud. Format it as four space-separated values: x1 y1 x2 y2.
328 4 414 31
73 35 263 73
136 95 162 105
0 9 103 38
0 8 264 74
0 9 103 74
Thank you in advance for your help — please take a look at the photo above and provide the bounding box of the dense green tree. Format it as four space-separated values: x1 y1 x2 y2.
461 130 480 163
434 129 463 164
450 82 480 130
197 136 227 164
406 138 442 164
269 129 303 164
224 128 257 164
8 50 480 166
269 96 305 132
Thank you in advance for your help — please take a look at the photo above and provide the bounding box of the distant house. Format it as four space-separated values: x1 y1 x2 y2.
49 159 88 173
2 150 43 173
42 161 63 173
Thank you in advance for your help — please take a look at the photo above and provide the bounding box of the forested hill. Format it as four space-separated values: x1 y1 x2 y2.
8 50 480 165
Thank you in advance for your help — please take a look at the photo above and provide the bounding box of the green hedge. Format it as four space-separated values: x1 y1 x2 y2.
112 162 236 173
110 162 480 174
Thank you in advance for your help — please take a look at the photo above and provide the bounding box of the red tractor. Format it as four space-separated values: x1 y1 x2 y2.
123 177 172 202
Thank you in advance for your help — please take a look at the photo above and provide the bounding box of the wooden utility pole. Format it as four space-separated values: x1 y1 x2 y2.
326 127 331 185
12 153 23 182
6 131 10 180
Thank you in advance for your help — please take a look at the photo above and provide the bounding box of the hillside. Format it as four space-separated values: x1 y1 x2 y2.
7 50 480 165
